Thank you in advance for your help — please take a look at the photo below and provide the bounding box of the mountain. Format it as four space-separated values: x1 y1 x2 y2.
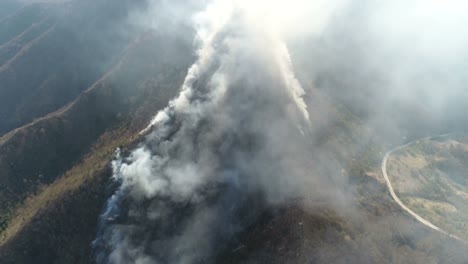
0 0 147 135
0 29 193 262
0 1 467 264
0 1 194 262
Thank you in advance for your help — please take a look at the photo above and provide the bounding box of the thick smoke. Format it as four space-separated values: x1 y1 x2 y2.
293 0 468 141
93 1 341 263
93 0 468 263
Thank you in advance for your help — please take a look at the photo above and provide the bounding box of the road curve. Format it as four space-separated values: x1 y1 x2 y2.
382 137 467 244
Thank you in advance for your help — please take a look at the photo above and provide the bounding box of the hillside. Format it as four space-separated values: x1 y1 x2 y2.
0 27 193 262
0 1 468 264
3 73 468 263
387 135 468 241
0 0 146 135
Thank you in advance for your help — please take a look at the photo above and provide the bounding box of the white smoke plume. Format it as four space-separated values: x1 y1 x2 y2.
93 1 345 263
90 0 468 262
293 0 468 140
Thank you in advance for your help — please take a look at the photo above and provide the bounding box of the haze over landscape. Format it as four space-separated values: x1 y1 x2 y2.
0 0 467 263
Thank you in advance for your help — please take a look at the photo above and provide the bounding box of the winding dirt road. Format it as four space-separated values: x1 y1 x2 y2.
382 137 467 244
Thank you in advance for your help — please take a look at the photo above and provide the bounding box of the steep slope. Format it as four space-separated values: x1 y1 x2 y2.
0 3 51 46
0 0 145 135
209 88 468 263
0 16 55 66
0 30 194 263
1 1 467 263
2 49 468 263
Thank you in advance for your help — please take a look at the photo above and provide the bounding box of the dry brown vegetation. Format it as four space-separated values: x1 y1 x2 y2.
388 136 468 241
1 2 468 263
0 24 193 263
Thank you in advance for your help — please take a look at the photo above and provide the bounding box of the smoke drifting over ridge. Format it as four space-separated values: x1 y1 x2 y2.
92 0 468 263
293 0 468 140
93 1 341 263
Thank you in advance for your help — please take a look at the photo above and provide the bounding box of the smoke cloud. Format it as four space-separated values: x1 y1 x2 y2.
293 0 468 140
93 0 468 263
93 1 347 263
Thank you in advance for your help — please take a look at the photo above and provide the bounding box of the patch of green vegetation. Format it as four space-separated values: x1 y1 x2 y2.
414 167 450 202
348 145 382 179
0 207 12 234
411 141 437 156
